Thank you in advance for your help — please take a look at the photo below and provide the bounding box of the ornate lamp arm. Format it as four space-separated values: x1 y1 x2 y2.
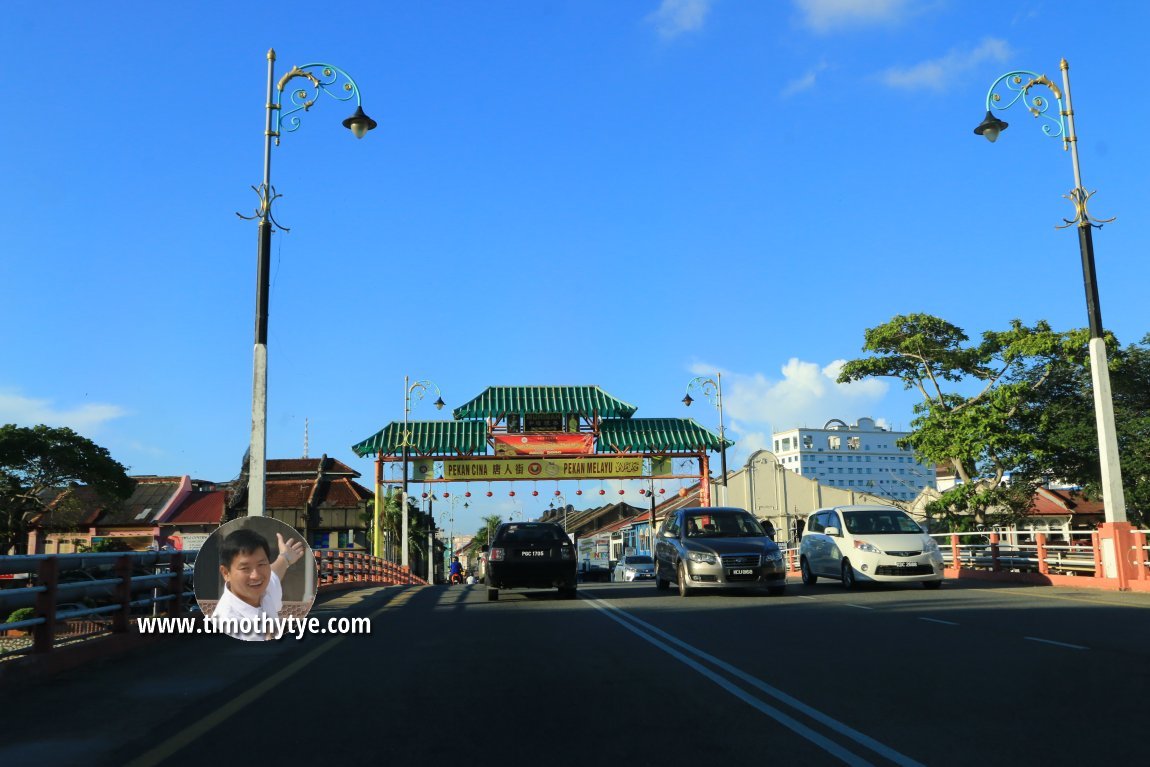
273 63 370 144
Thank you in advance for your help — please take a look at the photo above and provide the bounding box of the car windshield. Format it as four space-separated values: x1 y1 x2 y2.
684 512 765 538
842 510 924 535
625 556 653 565
497 524 564 543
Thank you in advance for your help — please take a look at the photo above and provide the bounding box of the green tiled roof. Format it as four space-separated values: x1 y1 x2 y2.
452 386 637 420
351 420 489 458
596 418 732 454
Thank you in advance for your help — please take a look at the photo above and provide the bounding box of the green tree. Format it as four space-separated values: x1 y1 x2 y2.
0 424 134 554
836 314 1085 525
475 515 502 548
1017 334 1150 523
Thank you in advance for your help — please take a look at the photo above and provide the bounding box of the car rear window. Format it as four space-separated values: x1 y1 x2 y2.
497 524 564 543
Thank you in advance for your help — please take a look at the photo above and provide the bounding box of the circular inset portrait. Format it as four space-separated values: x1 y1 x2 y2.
193 517 318 641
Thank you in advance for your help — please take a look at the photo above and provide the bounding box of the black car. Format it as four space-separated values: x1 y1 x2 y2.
483 522 577 601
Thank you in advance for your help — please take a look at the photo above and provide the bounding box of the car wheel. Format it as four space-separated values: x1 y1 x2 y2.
767 585 786 596
677 562 693 597
922 579 942 590
800 556 817 586
841 559 856 590
487 588 499 601
655 566 670 591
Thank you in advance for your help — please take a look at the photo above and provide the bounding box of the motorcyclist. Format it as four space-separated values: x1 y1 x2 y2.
449 556 464 584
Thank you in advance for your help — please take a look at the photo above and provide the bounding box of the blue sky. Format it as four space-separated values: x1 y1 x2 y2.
2 1 1147 534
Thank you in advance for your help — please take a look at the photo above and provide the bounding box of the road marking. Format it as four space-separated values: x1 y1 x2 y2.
585 595 924 767
798 595 818 601
122 588 410 767
1024 636 1089 650
918 617 958 626
846 604 873 610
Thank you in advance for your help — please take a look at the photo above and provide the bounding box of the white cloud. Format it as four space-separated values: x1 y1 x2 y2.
687 359 889 465
647 0 713 40
795 0 915 33
879 37 1012 90
782 61 829 97
0 390 127 433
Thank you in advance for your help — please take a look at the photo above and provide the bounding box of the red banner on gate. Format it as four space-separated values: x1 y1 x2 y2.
493 433 594 456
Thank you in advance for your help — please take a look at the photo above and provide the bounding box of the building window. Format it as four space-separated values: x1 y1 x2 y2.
828 436 841 450
848 436 860 450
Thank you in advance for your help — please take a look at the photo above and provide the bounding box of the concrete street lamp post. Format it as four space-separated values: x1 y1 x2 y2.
242 49 376 517
683 374 728 506
975 60 1131 581
399 377 444 568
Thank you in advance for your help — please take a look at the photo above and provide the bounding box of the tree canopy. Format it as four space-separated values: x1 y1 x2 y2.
836 314 1101 524
0 424 134 554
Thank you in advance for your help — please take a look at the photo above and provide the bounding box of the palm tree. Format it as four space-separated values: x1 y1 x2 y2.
476 515 503 547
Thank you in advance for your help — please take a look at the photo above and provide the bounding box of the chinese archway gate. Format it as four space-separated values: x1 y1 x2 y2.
351 385 731 556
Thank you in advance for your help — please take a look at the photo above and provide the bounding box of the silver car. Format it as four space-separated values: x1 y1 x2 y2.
612 554 655 582
654 507 787 597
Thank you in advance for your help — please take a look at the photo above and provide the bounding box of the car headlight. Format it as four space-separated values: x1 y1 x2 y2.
763 550 784 562
688 551 717 565
853 539 882 554
922 537 941 554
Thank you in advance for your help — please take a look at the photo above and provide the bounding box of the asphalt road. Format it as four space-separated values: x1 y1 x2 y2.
4 578 1150 766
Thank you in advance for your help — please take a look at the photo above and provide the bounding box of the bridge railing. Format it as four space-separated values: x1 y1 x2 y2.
314 550 426 589
0 551 196 659
0 549 426 659
782 529 1150 588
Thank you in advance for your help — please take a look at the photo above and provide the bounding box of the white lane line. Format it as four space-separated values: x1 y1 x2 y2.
585 595 925 767
918 617 958 626
1025 636 1089 651
846 604 874 610
798 596 818 601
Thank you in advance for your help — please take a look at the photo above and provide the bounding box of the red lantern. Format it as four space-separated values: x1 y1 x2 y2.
639 489 646 495
509 491 516 497
443 492 450 498
576 489 583 495
554 490 561 496
486 491 493 497
422 492 428 499
599 489 606 495
659 488 666 495
465 491 471 498
618 489 625 495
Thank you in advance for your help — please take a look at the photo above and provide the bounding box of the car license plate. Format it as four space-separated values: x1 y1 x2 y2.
730 569 753 575
521 550 544 557
897 561 914 568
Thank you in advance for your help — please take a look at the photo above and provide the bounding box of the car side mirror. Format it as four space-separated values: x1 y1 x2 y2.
824 526 840 537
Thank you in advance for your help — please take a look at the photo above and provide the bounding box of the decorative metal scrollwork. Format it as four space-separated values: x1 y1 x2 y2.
276 63 364 142
985 70 1065 140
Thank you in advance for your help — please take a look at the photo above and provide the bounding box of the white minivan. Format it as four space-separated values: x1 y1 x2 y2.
799 505 944 589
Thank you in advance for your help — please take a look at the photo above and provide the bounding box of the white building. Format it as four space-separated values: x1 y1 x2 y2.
771 417 935 503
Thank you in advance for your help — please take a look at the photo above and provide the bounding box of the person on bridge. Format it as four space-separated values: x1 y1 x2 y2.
206 527 307 641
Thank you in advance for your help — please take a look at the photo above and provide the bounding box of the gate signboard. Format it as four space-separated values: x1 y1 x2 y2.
443 456 642 480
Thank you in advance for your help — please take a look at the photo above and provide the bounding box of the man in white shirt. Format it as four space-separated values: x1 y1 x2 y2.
207 527 306 641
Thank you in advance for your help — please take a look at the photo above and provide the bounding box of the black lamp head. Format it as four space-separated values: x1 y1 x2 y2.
343 106 378 139
974 110 1009 143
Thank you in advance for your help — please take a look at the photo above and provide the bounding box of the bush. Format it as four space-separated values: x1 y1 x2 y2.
5 607 34 624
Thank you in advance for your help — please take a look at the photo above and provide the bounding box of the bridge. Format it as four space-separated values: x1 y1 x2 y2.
2 536 1149 765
